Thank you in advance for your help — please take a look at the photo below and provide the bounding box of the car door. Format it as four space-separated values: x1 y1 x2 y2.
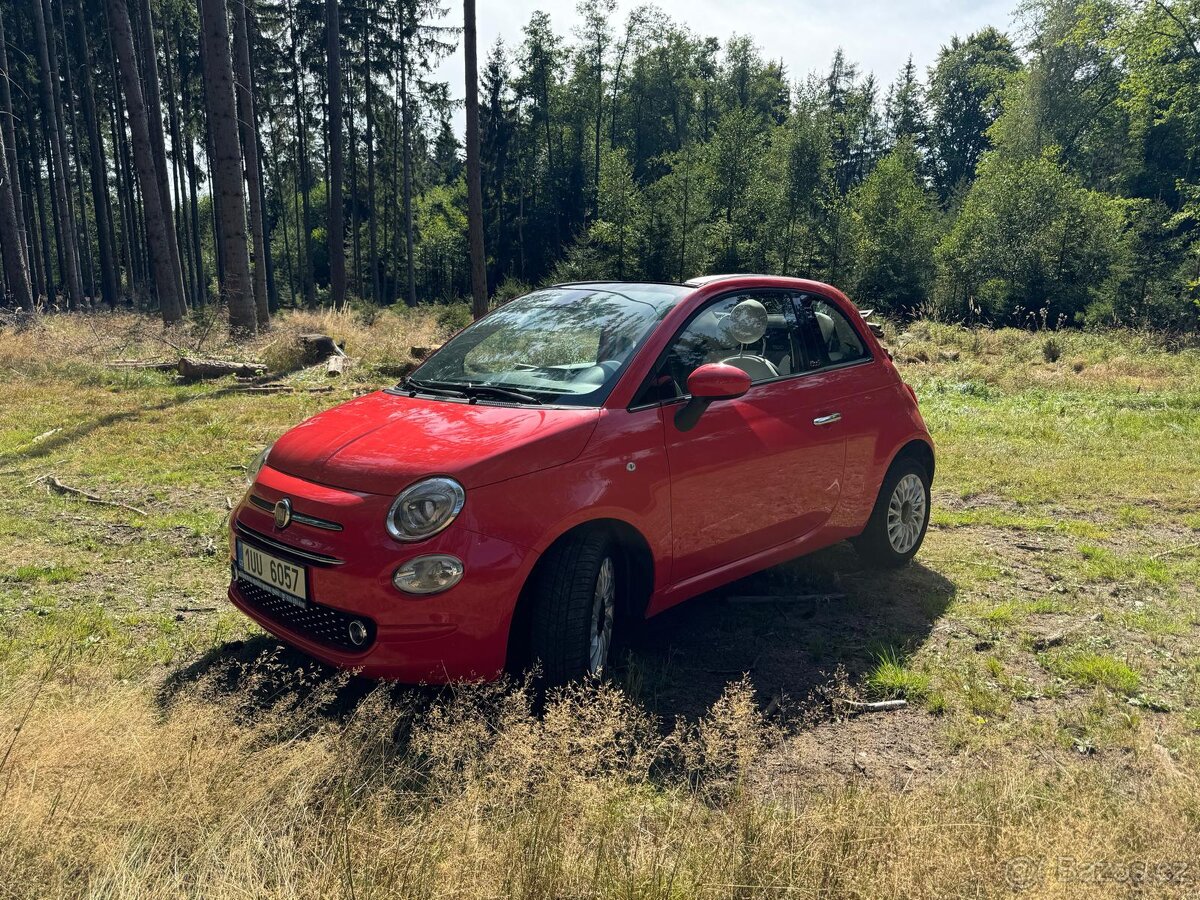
793 292 895 520
650 290 848 587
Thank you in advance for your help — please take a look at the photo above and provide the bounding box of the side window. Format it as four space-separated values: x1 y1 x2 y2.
800 296 869 368
653 292 797 399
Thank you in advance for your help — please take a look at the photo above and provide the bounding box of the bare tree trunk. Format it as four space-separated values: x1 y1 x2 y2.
72 0 120 308
464 0 487 320
399 42 415 306
364 16 378 303
19 131 45 301
198 0 255 333
288 0 314 305
178 34 206 306
135 0 186 310
325 0 345 306
107 0 184 322
32 0 85 309
0 12 30 283
0 117 33 309
161 31 195 306
230 0 269 326
55 0 96 305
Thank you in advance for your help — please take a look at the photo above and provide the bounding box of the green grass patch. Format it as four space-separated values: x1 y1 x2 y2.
1045 652 1141 695
866 648 931 702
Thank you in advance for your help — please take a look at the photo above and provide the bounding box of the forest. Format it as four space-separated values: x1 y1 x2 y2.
0 0 1198 335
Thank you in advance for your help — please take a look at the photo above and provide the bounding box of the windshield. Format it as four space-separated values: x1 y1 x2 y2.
407 284 691 406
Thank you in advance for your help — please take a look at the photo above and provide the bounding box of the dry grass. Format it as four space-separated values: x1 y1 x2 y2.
0 306 449 381
3 311 1200 897
3 664 1199 899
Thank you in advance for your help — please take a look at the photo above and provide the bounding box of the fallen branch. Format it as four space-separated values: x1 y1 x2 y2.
1152 541 1200 560
34 475 147 516
841 699 907 713
230 384 334 395
727 593 846 605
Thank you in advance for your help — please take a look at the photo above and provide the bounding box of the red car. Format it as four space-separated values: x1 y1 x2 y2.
229 275 934 684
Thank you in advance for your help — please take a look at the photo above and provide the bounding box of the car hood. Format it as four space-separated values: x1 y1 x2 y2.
266 390 600 494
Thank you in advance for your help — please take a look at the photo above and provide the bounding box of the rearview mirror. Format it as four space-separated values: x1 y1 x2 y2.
675 364 751 431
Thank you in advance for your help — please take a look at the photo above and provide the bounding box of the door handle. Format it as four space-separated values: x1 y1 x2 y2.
813 413 842 426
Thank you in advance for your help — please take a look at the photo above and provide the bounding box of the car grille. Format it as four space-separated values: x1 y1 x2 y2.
235 576 375 654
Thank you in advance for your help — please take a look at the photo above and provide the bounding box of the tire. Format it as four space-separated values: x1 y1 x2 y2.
529 529 619 685
854 458 931 568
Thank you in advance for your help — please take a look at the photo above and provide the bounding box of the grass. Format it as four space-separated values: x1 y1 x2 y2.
1 310 1200 897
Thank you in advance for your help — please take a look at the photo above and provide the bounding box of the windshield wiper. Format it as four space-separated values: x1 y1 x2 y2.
459 384 544 405
403 378 543 405
402 377 468 398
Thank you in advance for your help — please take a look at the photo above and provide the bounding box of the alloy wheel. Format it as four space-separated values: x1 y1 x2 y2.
588 556 615 674
886 473 926 554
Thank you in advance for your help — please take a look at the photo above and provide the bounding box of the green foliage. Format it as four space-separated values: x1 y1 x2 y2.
935 150 1124 324
848 141 939 318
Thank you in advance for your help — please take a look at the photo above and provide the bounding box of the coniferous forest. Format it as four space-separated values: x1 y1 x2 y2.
0 0 1199 335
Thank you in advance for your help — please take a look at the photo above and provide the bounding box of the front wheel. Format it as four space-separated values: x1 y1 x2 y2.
528 530 619 685
854 459 931 568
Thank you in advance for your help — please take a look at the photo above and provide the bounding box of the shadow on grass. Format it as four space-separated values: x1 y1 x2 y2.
617 542 956 721
159 541 954 727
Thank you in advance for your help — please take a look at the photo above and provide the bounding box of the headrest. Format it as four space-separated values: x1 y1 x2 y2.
721 299 769 345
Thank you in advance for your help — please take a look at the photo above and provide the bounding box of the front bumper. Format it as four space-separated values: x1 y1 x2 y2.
227 465 537 682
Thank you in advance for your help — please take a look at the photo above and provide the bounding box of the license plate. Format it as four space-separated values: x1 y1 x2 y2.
236 540 308 605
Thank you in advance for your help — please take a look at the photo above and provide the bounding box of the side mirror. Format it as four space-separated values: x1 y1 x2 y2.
675 363 751 432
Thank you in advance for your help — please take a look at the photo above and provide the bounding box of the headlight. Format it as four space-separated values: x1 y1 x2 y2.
246 444 273 485
393 555 464 594
386 477 465 541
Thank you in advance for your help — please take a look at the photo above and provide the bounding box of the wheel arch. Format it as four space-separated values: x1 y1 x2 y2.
504 517 655 672
889 436 935 483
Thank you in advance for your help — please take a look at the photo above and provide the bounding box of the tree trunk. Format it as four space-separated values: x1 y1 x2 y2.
230 0 269 326
464 0 487 320
161 31 195 306
400 44 415 306
326 0 345 306
72 0 120 308
0 12 30 284
178 34 207 306
135 0 186 310
32 0 85 310
289 0 314 305
197 0 256 333
55 0 96 305
107 0 184 322
0 120 33 310
365 17 378 303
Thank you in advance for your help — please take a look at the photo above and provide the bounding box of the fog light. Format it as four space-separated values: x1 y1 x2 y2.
393 555 464 595
347 620 369 647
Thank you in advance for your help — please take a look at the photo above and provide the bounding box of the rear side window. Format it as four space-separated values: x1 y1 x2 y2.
799 296 869 368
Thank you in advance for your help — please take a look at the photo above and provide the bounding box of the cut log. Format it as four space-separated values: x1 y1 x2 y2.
326 355 350 377
410 345 436 361
178 357 267 380
298 333 344 366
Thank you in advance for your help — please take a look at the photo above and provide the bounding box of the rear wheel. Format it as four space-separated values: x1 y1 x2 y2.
854 459 931 568
529 529 618 685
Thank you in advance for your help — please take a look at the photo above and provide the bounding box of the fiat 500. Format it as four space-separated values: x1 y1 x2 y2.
230 275 934 684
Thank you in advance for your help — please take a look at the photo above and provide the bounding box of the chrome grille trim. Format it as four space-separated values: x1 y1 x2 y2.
234 520 345 566
248 493 344 531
